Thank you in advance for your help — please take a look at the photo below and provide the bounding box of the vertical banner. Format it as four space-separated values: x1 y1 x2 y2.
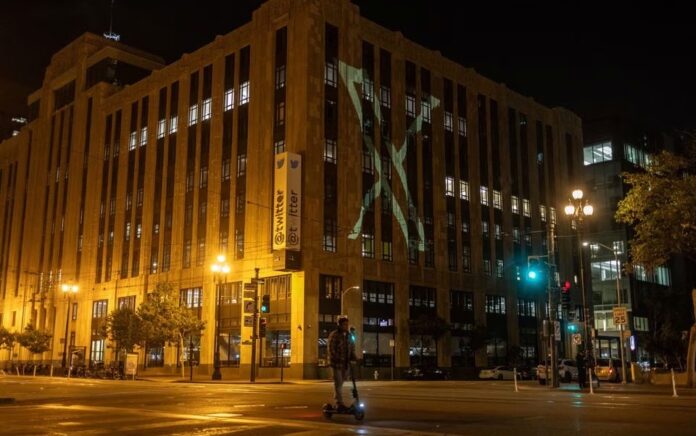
273 152 302 251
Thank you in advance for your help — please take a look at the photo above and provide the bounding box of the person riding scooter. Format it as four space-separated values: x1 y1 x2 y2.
328 315 357 412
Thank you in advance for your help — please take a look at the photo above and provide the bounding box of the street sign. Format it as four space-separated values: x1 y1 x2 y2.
572 333 582 345
244 316 253 327
244 301 255 314
251 278 266 285
244 283 256 291
554 321 561 341
613 307 628 326
622 329 632 339
243 290 256 299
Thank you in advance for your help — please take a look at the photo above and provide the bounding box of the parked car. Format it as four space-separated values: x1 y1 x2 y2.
403 366 449 380
595 358 623 382
479 366 516 380
537 359 579 384
516 366 536 380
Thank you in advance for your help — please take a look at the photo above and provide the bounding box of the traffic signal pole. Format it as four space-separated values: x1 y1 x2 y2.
548 225 560 388
250 267 260 383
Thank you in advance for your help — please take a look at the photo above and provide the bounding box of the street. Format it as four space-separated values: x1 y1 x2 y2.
1 376 696 435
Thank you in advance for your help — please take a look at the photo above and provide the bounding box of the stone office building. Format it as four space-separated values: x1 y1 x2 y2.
0 0 583 378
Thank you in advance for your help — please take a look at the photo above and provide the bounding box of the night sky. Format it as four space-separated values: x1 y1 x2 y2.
1 0 694 130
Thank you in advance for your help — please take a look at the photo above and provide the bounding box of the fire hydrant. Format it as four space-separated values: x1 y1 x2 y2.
374 370 379 380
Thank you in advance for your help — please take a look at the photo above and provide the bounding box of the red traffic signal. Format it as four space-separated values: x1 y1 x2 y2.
561 281 571 293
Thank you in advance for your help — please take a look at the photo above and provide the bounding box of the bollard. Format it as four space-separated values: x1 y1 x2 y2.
513 367 519 393
588 368 594 395
374 370 379 380
50 365 53 377
671 369 679 398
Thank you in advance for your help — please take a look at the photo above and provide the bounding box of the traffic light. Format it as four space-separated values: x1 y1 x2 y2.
259 317 267 338
261 294 270 313
526 258 542 282
561 280 571 311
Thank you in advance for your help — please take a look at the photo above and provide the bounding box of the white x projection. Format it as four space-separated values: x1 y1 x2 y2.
339 61 440 252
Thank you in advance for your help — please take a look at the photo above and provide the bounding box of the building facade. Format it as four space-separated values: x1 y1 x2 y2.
0 0 583 379
582 117 695 364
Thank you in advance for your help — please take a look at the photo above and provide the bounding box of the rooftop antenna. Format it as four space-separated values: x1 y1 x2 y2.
103 0 121 41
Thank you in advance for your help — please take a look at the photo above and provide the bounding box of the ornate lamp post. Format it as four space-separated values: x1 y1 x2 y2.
60 283 79 368
210 254 230 380
564 189 594 389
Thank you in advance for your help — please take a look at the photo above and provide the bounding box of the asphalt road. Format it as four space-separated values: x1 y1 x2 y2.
1 376 696 435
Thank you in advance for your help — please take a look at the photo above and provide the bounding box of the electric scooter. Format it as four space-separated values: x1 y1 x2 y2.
322 362 365 421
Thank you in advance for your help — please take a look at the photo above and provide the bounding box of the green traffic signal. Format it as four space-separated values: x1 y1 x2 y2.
527 270 538 280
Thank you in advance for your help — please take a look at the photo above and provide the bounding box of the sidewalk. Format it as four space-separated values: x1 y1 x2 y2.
135 374 331 384
523 381 696 396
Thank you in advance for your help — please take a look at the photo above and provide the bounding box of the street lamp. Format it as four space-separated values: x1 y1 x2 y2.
60 283 79 368
210 254 230 381
340 286 361 317
584 241 628 384
564 188 595 390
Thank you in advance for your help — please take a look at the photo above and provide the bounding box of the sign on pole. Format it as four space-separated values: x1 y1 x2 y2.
244 316 254 327
244 301 255 314
243 290 256 299
126 353 138 379
613 307 628 326
554 321 561 341
572 333 582 345
244 283 256 291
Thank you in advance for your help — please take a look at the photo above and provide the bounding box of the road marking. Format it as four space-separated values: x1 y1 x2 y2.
207 412 243 418
274 405 308 409
35 403 440 435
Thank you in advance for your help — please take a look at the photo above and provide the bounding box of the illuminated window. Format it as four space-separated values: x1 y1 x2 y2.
513 196 521 214
361 233 375 258
140 126 148 146
324 62 338 87
492 190 502 209
237 154 247 177
482 221 489 238
480 186 489 206
324 139 337 163
624 143 651 169
461 221 470 233
634 316 649 332
157 119 166 139
199 166 208 188
362 78 374 102
188 104 198 126
406 95 416 117
583 141 613 165
512 227 521 243
169 115 178 134
201 97 212 121
125 222 131 241
274 140 285 154
485 295 506 314
523 199 531 217
224 88 235 111
496 260 504 278
540 205 546 222
494 224 502 240
445 176 454 196
613 240 625 255
239 81 250 105
459 180 469 200
421 99 431 123
129 131 137 151
136 223 142 239
362 150 374 174
323 218 337 252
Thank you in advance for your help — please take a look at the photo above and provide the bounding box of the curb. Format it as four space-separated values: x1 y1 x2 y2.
0 398 16 405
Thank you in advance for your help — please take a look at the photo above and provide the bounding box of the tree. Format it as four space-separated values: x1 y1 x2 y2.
616 139 696 385
137 282 206 377
0 326 17 359
105 307 143 360
615 144 696 269
17 324 52 376
408 314 450 367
